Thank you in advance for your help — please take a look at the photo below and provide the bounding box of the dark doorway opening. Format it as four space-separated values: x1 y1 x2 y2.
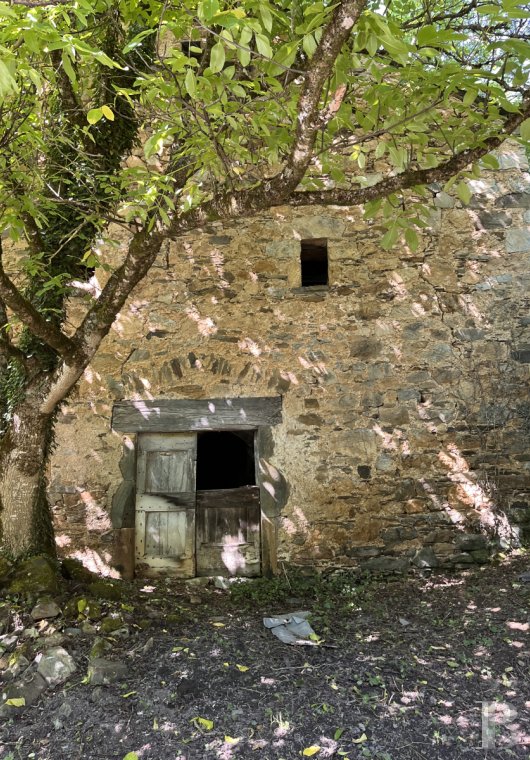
196 431 256 490
301 238 328 286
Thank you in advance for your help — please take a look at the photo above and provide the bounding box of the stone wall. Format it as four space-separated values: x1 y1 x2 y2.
50 142 530 575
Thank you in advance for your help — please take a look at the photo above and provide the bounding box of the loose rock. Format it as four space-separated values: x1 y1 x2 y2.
0 671 47 718
87 658 128 685
89 637 113 660
7 555 61 596
37 646 76 687
31 599 61 621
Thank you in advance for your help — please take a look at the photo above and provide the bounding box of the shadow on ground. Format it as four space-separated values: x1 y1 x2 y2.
0 555 529 759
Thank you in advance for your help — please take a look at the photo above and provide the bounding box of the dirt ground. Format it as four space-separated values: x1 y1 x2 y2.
1 555 529 760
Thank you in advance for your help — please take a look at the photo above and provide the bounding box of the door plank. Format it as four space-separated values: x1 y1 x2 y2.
136 433 197 578
196 486 260 577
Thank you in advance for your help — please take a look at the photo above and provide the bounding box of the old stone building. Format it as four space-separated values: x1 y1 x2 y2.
50 142 530 579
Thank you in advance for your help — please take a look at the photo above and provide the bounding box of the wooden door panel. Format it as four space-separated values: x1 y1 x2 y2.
144 509 190 556
136 433 196 578
145 450 194 493
196 486 260 577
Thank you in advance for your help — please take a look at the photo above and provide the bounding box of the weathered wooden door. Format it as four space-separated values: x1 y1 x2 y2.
196 486 261 577
135 433 196 577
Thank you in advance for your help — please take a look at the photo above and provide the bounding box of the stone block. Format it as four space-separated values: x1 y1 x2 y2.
0 672 47 718
378 406 409 426
87 658 128 685
495 192 530 208
506 229 530 253
434 192 454 208
349 337 382 359
454 328 486 341
360 556 410 573
37 647 76 687
476 211 512 229
457 533 489 552
8 556 61 596
412 547 439 568
512 347 530 363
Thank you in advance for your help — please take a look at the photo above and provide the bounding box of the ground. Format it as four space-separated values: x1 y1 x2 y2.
0 556 529 760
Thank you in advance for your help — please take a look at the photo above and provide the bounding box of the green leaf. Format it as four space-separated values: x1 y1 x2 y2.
87 107 103 124
122 754 139 760
334 728 344 740
417 24 436 46
375 142 387 159
302 747 320 756
0 60 18 98
389 146 407 170
122 29 156 55
405 227 419 252
199 0 219 21
303 34 317 57
101 105 114 121
5 698 25 707
463 88 477 106
381 226 399 249
255 33 273 59
210 41 225 73
521 118 530 142
481 154 500 170
260 5 273 32
61 51 77 85
185 68 197 98
456 181 471 205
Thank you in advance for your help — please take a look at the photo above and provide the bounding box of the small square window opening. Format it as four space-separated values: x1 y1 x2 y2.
301 238 328 287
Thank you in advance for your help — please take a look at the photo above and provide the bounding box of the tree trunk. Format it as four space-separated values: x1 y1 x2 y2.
0 399 56 559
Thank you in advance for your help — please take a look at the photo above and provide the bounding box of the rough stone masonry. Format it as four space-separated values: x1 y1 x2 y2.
50 141 530 577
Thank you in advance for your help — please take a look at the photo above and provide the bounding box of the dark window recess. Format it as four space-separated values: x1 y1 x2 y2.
181 40 202 60
301 238 328 286
196 431 256 490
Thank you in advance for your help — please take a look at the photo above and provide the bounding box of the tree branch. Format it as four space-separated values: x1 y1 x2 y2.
267 0 367 199
71 228 163 362
0 241 76 359
0 297 29 367
288 97 530 208
50 49 86 130
10 0 71 5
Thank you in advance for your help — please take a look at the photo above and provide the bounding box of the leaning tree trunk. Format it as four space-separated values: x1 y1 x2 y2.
0 398 56 559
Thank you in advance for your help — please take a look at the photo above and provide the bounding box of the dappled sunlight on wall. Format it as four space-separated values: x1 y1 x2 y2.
70 547 120 578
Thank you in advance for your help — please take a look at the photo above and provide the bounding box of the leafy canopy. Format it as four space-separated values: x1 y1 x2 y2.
0 0 529 258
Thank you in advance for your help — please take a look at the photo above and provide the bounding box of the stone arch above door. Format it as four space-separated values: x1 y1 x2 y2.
110 397 285 578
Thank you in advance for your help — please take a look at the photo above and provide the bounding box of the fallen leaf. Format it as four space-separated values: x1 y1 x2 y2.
352 733 368 744
211 622 225 627
5 697 25 707
224 736 241 744
121 691 137 698
302 746 320 756
236 664 249 672
192 716 214 731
